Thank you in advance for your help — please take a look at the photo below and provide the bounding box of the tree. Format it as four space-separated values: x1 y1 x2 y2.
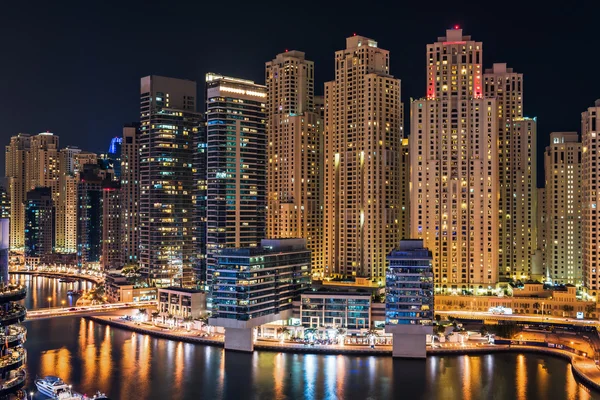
435 314 441 324
458 302 466 310
586 304 596 317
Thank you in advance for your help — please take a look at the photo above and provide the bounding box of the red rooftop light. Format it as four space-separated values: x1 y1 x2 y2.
454 25 460 30
353 32 357 36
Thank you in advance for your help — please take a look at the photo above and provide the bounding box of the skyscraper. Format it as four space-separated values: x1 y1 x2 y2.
24 187 54 257
205 73 267 286
324 35 403 282
544 132 582 285
56 148 98 254
27 132 60 197
120 124 141 265
5 134 30 251
77 164 108 269
265 51 323 276
484 63 536 282
192 123 207 283
410 28 499 293
139 75 202 287
107 136 123 179
400 138 410 239
582 100 600 294
102 181 121 270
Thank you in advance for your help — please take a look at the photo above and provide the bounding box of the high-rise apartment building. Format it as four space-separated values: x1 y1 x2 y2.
56 148 97 254
582 100 600 293
484 64 536 282
24 187 54 257
532 187 547 281
410 28 499 293
5 134 30 250
102 181 121 270
400 138 410 239
0 185 9 220
27 133 60 196
205 73 267 284
324 35 403 281
120 124 141 265
192 123 207 283
139 75 202 287
544 132 582 285
265 51 323 276
77 165 108 268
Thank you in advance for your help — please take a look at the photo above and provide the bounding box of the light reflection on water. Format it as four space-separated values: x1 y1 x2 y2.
17 276 600 399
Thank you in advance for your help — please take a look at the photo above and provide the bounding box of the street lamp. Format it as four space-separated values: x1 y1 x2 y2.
61 300 66 308
47 296 52 309
541 302 545 321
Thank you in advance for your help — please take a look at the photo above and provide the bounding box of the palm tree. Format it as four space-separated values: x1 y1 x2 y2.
336 328 347 345
586 304 596 318
151 310 159 323
183 316 194 331
138 308 147 322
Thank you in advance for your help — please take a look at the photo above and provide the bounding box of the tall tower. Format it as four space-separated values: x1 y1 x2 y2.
27 133 60 195
324 35 403 282
410 28 499 293
5 134 31 251
192 123 207 284
139 76 202 287
205 73 267 286
544 132 582 285
266 51 323 277
400 138 410 239
582 100 600 294
25 187 54 257
102 181 121 270
484 63 536 282
120 124 141 266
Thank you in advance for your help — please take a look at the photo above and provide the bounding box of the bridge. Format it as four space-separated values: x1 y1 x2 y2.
26 300 156 320
437 310 600 327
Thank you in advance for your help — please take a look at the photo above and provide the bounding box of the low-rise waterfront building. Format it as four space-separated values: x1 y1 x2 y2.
300 291 371 330
209 238 311 352
436 282 598 319
385 239 434 358
158 287 206 319
105 273 156 303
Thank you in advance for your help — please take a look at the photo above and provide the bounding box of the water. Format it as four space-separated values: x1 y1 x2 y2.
11 274 93 310
16 275 600 399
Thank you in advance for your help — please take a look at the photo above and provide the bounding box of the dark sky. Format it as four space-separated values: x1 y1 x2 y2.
2 1 600 186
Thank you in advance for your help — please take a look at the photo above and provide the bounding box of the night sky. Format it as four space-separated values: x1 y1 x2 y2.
2 1 600 186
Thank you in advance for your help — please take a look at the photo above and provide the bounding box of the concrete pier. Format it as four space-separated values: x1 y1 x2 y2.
224 327 254 352
386 325 433 358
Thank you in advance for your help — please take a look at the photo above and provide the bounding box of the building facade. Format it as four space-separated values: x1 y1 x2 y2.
410 28 499 293
139 75 202 287
484 64 537 282
386 239 434 325
205 73 267 285
5 134 31 251
120 124 141 265
324 35 403 281
265 51 323 276
158 287 206 319
24 187 54 257
102 181 121 270
582 100 600 294
544 132 582 285
77 165 108 269
300 291 371 330
210 238 311 322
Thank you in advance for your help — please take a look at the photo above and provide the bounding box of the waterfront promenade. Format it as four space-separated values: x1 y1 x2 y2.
87 314 600 392
8 268 102 285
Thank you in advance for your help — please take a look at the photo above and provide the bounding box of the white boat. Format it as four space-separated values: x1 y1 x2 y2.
35 376 110 400
34 376 78 399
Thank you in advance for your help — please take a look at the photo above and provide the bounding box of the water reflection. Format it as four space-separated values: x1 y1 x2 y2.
12 274 93 310
19 276 600 400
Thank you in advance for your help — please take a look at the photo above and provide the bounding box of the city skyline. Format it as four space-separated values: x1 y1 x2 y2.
2 3 600 185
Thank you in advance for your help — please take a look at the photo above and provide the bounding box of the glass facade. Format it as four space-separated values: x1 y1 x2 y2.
386 240 434 325
205 74 267 288
211 239 310 321
24 187 54 257
300 293 370 329
139 76 203 287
